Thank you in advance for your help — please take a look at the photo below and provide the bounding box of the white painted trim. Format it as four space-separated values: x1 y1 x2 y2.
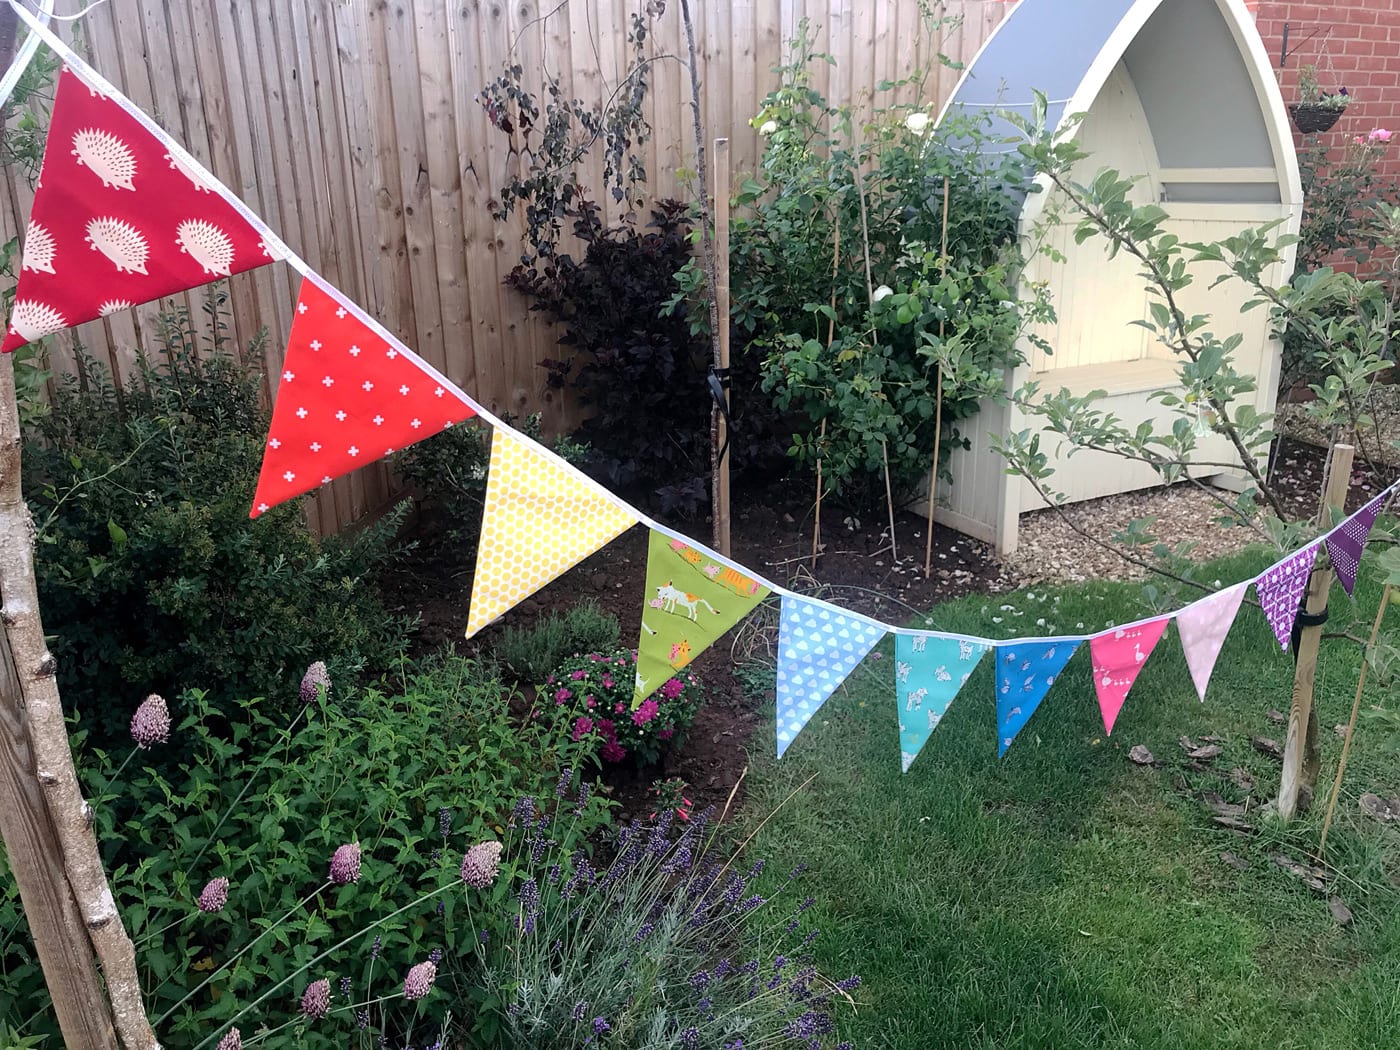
931 0 1025 125
1162 203 1295 223
1159 166 1280 183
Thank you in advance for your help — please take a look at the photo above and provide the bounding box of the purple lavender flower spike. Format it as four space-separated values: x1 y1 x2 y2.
403 959 437 1000
329 842 362 885
197 876 229 913
130 694 171 748
301 977 332 1019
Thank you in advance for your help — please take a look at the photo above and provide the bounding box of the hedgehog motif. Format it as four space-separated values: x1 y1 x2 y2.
71 128 137 191
176 219 235 276
9 300 67 342
21 222 57 275
164 151 211 192
98 299 134 317
86 217 150 274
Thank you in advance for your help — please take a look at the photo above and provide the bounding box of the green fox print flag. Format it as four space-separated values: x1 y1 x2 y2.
633 530 771 708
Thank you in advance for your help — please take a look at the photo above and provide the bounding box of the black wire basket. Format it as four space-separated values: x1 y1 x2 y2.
1289 102 1345 135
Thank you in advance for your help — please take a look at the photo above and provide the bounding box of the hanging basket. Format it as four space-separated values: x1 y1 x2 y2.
1289 103 1345 135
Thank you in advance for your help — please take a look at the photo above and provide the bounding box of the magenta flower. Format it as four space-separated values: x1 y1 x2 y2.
614 702 625 713
601 740 627 762
601 675 614 688
215 1028 242 1050
584 695 596 708
660 678 684 700
1371 127 1393 143
632 699 659 726
403 959 437 1000
197 876 229 913
329 842 362 886
461 840 504 888
130 694 170 749
659 727 674 740
572 716 594 741
299 661 331 704
301 977 332 1020
570 669 587 680
555 688 573 703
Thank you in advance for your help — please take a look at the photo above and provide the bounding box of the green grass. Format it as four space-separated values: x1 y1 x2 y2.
737 551 1400 1049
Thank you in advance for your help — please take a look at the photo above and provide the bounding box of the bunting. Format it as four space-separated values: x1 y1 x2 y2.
4 66 278 353
895 633 988 772
464 429 639 638
774 597 886 758
1326 491 1387 597
1176 582 1248 702
1255 544 1319 651
1089 619 1170 735
635 532 770 707
996 641 1079 756
251 273 477 517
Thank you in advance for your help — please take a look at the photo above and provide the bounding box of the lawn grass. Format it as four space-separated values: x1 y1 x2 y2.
736 550 1400 1049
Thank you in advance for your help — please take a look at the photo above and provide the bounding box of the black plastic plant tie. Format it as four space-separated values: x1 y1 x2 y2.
708 365 733 465
1290 602 1330 662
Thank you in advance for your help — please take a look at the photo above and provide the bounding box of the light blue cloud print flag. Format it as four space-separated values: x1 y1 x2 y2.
776 596 886 758
895 633 989 772
995 640 1081 756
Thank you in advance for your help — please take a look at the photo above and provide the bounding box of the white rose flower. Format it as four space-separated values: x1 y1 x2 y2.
872 285 894 302
905 112 931 136
759 119 778 136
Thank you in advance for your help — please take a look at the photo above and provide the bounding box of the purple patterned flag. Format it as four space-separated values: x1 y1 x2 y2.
1325 491 1388 597
1255 544 1319 652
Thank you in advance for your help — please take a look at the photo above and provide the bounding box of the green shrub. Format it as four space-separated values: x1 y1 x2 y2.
23 310 408 750
494 599 621 684
0 654 613 1048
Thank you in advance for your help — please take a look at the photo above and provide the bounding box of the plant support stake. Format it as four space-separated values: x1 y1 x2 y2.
924 176 950 579
714 136 732 557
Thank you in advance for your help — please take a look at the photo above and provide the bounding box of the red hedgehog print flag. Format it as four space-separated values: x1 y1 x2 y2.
250 273 477 517
4 66 280 352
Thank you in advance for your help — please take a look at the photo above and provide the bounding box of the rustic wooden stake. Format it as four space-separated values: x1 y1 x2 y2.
812 419 826 572
714 137 731 557
923 176 950 579
1279 442 1354 822
0 354 156 1048
812 219 842 571
881 441 899 563
1318 584 1391 858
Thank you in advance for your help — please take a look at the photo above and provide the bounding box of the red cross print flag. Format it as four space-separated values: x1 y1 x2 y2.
4 66 278 353
250 273 477 517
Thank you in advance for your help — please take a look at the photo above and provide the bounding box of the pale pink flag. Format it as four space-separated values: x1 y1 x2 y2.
1089 617 1170 735
1175 582 1248 702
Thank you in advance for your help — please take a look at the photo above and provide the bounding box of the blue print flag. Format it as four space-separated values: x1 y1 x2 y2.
776 596 886 758
995 640 1080 756
895 633 989 772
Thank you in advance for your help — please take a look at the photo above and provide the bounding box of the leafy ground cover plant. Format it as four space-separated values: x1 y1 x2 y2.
0 655 612 1048
460 778 861 1049
23 307 407 752
494 599 622 685
544 649 704 766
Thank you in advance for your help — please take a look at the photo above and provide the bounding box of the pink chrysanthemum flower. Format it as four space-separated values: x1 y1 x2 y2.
632 699 659 726
329 842 362 885
301 977 332 1019
300 661 331 704
403 959 437 1000
460 840 503 888
660 678 684 700
215 1028 242 1050
197 876 229 913
130 694 170 748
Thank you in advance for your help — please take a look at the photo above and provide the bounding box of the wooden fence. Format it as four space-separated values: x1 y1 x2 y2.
1 0 1010 534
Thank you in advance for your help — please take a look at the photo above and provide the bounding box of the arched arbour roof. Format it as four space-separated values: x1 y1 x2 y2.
935 0 1302 221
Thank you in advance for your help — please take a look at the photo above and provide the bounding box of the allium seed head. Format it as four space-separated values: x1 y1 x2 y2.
460 840 503 888
197 876 229 913
301 977 332 1019
329 842 362 885
215 1028 242 1050
130 694 170 748
403 959 437 1000
300 661 331 704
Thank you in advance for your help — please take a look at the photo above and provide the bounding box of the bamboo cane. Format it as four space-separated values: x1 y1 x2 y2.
924 176 951 579
813 221 842 570
714 137 732 558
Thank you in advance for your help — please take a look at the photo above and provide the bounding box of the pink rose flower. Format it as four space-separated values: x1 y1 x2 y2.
1370 127 1393 143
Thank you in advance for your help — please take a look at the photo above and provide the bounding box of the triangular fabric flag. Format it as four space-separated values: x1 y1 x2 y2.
1176 582 1248 702
1255 544 1319 651
635 531 770 707
4 66 280 352
251 273 477 516
895 633 988 772
995 640 1079 756
774 596 886 758
1326 491 1388 597
1088 618 1170 735
464 429 639 638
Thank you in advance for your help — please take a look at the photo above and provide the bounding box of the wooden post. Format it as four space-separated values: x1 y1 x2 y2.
1318 584 1391 857
714 137 731 557
924 176 950 579
1278 442 1354 822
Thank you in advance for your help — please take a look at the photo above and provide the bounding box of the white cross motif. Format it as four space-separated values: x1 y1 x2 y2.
310 442 321 452
399 384 410 396
282 370 295 382
321 376 334 387
349 345 361 357
297 301 307 314
296 406 308 419
268 437 281 449
335 410 347 421
373 415 384 426
348 445 360 458
309 340 322 352
434 387 444 398
257 502 269 513
362 381 374 392
386 348 398 359
410 418 422 429
336 307 347 319
385 447 394 455
282 471 295 482
321 476 331 484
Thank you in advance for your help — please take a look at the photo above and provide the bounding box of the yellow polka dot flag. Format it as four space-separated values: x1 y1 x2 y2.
464 429 639 638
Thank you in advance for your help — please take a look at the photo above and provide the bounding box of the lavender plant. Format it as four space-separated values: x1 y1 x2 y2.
458 778 860 1049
